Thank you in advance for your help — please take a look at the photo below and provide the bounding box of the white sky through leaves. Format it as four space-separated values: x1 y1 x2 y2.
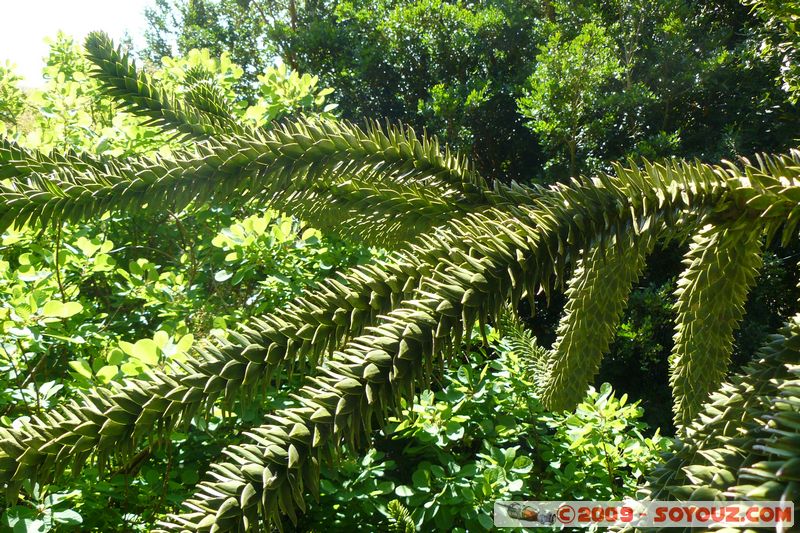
0 0 151 86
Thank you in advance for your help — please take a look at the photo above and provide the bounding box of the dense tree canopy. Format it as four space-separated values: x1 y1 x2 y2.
144 0 800 181
0 1 798 531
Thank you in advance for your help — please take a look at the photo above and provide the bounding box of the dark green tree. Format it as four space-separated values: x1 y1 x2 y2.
518 21 621 177
745 0 800 101
0 33 799 531
143 0 549 182
143 0 800 185
143 0 274 98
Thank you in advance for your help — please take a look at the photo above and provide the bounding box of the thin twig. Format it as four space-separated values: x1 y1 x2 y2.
15 339 40 414
169 211 198 286
250 0 272 27
0 344 32 415
151 443 174 522
596 410 619 498
53 220 66 301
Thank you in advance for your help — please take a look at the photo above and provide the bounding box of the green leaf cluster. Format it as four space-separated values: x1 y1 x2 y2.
0 27 799 533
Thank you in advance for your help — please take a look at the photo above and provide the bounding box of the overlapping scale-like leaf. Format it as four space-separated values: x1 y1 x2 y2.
0 118 486 247
157 163 746 530
539 231 655 411
612 316 800 533
3 31 800 531
155 155 800 531
181 66 239 124
84 31 241 139
0 215 504 494
669 222 763 431
497 309 550 388
0 138 108 179
0 257 408 494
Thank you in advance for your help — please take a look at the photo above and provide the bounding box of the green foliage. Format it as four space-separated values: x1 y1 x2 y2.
745 0 800 101
149 0 546 181
0 34 369 530
518 21 622 177
143 0 274 99
0 62 27 134
297 332 666 531
1 12 799 532
156 47 244 100
540 232 653 410
208 210 369 315
2 485 83 533
145 0 800 181
669 222 763 430
387 499 415 533
540 383 669 500
243 64 337 127
5 33 168 157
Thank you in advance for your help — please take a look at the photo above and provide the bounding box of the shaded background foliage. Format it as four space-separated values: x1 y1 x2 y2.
139 3 800 430
144 0 800 181
0 0 798 530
